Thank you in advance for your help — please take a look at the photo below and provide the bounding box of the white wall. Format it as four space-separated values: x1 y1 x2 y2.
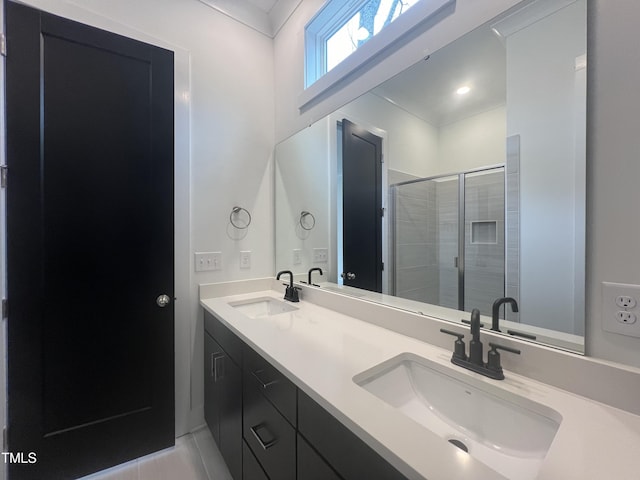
275 117 332 279
587 0 640 367
339 94 505 179
438 106 506 174
506 1 586 334
2 0 275 435
340 93 439 178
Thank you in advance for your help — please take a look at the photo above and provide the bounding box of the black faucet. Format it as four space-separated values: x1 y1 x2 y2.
441 308 521 380
276 270 300 302
308 267 323 286
491 297 519 332
468 308 483 365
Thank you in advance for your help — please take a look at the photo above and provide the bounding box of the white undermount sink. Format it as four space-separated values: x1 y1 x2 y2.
229 297 298 319
354 353 562 480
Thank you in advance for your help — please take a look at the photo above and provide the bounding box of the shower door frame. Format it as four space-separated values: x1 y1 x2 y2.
390 163 506 312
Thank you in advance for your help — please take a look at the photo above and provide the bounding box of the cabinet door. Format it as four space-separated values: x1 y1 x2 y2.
243 440 269 480
298 434 343 480
204 332 222 444
219 355 242 480
298 390 407 480
243 371 296 480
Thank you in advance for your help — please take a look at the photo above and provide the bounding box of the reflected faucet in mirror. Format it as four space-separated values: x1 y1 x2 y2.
308 267 323 287
492 297 519 332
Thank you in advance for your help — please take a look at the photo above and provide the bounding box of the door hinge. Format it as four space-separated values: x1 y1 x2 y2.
2 299 7 319
380 207 385 217
1 33 6 57
381 262 385 271
0 166 7 188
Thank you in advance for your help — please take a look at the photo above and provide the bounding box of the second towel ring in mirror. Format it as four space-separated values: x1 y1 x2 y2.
230 206 251 229
300 211 316 231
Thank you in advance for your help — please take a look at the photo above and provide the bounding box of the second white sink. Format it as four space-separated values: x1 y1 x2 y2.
229 297 298 319
354 353 562 480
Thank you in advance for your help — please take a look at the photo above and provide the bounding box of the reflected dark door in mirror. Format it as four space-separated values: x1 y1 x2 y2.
341 119 383 293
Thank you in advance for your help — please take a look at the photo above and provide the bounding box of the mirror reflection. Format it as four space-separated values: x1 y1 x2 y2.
275 0 586 352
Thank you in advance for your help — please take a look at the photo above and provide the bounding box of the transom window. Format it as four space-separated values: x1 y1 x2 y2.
326 0 422 71
306 0 423 87
301 0 455 110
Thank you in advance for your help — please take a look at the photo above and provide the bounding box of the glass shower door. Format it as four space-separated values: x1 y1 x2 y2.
391 175 459 308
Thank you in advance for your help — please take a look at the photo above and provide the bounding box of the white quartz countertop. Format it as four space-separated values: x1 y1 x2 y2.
200 289 640 480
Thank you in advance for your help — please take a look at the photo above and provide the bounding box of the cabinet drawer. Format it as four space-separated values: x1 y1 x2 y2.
298 390 407 480
243 371 295 480
243 440 269 480
204 310 242 365
244 344 297 426
298 434 343 480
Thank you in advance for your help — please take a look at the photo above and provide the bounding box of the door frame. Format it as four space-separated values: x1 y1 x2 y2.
0 3 7 480
0 2 193 470
328 112 389 294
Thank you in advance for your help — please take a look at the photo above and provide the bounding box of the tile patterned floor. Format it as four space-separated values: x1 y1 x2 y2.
78 427 231 480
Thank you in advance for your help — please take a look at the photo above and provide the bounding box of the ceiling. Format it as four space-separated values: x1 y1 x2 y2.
371 24 506 127
197 0 302 37
245 0 279 12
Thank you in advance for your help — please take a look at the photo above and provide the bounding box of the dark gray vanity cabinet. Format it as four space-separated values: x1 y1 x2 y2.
203 310 407 480
297 434 342 480
204 314 242 480
242 341 298 480
298 390 407 480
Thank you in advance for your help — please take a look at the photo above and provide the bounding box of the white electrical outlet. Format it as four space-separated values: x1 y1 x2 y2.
617 311 637 324
313 248 328 263
293 249 302 265
616 295 637 308
195 252 222 272
240 251 251 269
602 282 640 337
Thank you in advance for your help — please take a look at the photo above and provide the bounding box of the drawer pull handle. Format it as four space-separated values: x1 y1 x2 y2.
211 352 225 382
250 423 278 450
252 369 279 389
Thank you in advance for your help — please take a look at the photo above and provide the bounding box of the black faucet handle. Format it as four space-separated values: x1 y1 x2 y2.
440 328 464 340
488 343 521 355
486 342 521 379
440 329 467 361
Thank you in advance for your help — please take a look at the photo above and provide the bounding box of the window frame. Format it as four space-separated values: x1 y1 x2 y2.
301 0 456 111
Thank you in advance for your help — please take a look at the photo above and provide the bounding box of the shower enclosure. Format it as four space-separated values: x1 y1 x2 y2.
391 166 514 318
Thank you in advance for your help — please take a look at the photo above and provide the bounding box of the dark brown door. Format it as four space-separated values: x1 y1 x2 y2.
341 119 383 293
5 2 175 479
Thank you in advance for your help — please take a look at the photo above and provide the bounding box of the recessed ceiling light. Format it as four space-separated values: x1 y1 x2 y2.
456 86 471 95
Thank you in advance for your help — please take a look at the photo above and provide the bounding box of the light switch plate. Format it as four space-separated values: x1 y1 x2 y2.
313 248 328 263
195 252 222 272
240 251 251 269
602 282 640 338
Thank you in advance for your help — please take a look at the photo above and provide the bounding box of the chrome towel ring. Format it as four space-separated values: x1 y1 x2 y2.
230 206 251 229
300 211 316 231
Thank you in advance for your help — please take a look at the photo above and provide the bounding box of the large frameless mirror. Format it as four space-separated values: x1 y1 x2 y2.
276 0 587 353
